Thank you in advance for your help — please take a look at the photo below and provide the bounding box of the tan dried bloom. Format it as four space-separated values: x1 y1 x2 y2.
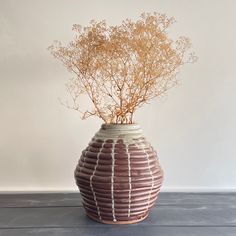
49 12 197 124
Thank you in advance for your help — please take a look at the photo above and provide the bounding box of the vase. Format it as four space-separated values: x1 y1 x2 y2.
74 123 164 224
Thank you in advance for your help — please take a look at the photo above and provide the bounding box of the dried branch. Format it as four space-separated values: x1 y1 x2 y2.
49 12 197 124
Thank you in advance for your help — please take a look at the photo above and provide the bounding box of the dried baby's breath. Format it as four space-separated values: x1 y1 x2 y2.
49 12 197 124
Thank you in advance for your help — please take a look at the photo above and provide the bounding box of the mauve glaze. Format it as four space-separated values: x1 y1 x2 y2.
74 124 163 224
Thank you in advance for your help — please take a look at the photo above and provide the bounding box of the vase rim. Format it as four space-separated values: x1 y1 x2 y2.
101 123 141 130
103 123 138 125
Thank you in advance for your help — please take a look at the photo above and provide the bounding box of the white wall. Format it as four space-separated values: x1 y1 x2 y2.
0 0 236 192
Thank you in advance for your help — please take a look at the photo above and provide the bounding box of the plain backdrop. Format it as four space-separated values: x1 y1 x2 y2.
0 0 236 192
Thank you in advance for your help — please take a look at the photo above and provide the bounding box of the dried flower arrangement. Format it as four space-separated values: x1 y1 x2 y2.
49 12 197 124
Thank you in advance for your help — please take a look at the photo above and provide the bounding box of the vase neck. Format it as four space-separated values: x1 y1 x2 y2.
95 123 144 141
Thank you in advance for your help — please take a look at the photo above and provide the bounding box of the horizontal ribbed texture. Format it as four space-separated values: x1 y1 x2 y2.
75 124 163 224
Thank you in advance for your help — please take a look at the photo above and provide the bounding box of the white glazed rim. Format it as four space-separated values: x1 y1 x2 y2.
96 123 144 142
101 123 141 131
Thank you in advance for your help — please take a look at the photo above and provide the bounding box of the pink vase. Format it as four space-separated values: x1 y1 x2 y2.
75 123 164 224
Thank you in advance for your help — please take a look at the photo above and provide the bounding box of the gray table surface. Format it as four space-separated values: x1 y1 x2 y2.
0 192 235 235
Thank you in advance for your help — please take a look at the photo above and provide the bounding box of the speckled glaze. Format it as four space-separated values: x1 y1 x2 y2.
74 124 164 224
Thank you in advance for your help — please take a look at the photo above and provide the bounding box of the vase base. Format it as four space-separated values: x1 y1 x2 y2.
86 213 149 225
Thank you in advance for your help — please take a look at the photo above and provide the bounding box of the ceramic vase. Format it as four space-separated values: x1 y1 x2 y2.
74 123 163 224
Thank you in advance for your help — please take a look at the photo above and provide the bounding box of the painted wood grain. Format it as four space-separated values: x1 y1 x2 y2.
0 204 236 228
0 193 235 208
0 227 236 236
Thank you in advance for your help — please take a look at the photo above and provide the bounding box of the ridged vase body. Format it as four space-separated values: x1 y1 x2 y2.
74 124 164 224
